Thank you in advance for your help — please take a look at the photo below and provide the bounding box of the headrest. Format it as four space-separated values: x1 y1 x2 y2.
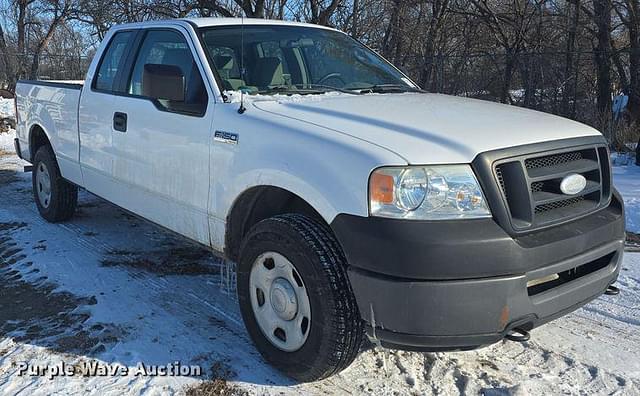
214 55 234 70
253 57 284 87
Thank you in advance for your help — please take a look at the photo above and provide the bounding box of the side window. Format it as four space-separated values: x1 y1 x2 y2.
128 30 208 116
94 31 133 92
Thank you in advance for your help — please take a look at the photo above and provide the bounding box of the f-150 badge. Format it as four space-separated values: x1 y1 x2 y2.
214 130 239 145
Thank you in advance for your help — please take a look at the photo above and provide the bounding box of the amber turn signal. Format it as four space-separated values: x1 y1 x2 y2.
370 172 394 204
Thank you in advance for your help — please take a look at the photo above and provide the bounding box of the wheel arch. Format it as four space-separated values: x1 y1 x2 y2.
225 185 327 261
28 123 53 162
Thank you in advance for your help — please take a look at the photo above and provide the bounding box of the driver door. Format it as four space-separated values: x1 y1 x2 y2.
108 28 214 245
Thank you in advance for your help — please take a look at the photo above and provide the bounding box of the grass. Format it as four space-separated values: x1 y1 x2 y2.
184 362 247 396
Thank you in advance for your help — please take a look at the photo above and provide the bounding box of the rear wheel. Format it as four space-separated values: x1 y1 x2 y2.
237 214 363 382
32 146 77 222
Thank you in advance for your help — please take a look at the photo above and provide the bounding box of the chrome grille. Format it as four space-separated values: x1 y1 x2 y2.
493 145 611 231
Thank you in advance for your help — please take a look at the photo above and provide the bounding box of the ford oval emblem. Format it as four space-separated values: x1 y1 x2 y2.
560 173 587 195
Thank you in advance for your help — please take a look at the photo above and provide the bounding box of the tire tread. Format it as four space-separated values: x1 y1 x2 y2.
238 213 364 382
33 145 77 222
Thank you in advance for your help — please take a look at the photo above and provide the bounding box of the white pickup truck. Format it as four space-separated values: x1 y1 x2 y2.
14 18 625 382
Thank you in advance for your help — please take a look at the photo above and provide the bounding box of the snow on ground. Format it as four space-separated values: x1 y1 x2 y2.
613 158 640 233
0 98 14 118
0 133 639 395
0 130 14 151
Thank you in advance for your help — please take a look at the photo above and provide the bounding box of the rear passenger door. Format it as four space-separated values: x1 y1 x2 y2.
79 30 136 197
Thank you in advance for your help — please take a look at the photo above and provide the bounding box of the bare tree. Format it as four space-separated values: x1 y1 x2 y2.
15 0 37 80
0 0 637 148
614 0 640 123
418 0 450 90
461 0 540 103
592 0 613 122
562 0 582 118
27 0 78 79
308 0 341 25
0 24 15 89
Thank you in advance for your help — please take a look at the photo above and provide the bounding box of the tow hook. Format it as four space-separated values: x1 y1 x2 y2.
605 285 620 296
504 327 530 343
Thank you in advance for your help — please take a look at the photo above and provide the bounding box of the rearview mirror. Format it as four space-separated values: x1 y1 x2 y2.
281 38 314 48
142 64 185 102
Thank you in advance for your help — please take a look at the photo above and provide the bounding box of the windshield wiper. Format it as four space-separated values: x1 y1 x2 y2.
258 86 328 95
305 84 363 95
258 84 422 95
259 84 361 95
355 84 425 94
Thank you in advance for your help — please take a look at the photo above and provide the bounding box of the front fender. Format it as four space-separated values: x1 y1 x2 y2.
211 103 406 224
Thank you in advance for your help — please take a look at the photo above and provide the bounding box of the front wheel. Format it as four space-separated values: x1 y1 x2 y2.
32 146 78 222
237 214 363 382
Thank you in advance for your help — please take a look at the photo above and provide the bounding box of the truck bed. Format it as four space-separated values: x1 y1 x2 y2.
15 79 84 185
19 79 84 89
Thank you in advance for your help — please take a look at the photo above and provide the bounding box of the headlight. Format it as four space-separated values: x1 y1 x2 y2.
396 168 427 210
369 165 491 220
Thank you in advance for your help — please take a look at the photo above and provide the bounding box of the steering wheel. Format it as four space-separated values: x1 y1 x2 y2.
316 72 345 86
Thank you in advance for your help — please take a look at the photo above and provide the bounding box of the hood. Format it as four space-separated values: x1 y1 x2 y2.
252 93 602 164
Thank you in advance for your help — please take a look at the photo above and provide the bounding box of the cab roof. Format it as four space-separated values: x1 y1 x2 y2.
181 17 338 32
110 17 340 34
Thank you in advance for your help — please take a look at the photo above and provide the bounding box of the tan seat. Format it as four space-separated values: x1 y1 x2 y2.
252 57 286 88
214 55 246 90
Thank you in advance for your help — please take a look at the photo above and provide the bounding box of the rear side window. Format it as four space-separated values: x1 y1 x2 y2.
128 30 208 116
94 31 133 92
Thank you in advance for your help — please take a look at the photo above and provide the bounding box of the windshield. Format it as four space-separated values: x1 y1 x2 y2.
199 25 417 95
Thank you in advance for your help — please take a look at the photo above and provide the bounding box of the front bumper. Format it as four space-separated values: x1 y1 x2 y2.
330 191 625 351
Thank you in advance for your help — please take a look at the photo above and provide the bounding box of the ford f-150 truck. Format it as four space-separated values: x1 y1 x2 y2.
14 17 625 382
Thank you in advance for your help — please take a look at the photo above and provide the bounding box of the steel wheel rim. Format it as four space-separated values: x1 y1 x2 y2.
249 251 311 352
36 162 52 208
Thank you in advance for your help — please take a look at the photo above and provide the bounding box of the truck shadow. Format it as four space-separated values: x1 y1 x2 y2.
0 168 20 185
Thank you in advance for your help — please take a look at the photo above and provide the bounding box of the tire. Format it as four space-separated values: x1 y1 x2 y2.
32 145 78 222
237 214 363 382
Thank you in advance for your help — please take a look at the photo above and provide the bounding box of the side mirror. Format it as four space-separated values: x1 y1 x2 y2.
142 64 185 102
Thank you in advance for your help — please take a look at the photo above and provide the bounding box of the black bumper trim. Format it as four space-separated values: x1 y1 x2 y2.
348 243 621 346
369 327 503 352
368 284 611 352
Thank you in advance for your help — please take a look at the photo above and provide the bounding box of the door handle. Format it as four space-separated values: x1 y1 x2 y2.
113 112 127 132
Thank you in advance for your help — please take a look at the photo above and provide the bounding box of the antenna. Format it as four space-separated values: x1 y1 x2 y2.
237 14 247 114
